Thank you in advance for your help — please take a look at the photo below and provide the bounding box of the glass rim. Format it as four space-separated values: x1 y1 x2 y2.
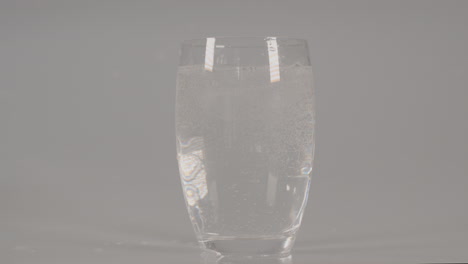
181 36 308 48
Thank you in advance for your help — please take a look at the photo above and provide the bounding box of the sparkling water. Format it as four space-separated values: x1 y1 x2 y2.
176 64 315 255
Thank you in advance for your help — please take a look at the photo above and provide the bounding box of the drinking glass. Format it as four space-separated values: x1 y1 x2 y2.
176 37 315 257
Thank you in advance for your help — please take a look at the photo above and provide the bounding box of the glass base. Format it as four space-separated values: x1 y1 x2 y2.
200 235 296 257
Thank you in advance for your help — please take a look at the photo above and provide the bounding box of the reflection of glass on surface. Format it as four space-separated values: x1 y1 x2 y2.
200 252 293 264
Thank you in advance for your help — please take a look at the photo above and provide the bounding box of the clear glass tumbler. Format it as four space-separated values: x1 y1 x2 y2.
176 37 315 257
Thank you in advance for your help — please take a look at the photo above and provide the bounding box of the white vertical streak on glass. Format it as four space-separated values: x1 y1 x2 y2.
267 37 280 83
204 38 216 71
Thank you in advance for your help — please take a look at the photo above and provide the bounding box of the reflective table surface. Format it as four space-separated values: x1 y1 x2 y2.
5 219 468 264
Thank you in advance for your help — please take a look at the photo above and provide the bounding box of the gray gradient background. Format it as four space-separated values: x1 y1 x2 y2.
2 1 468 263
